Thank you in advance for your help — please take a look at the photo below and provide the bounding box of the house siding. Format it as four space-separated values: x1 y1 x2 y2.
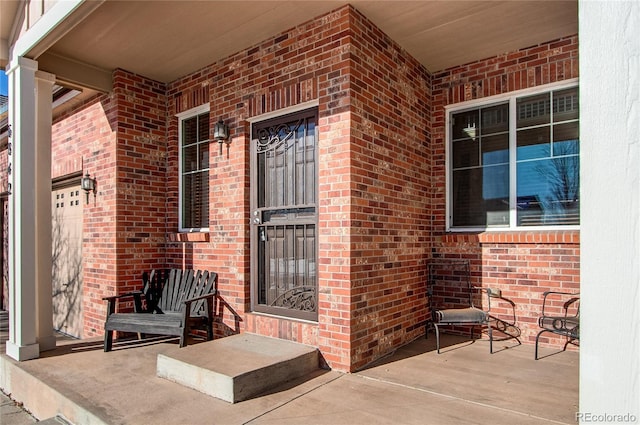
1 7 580 369
50 92 118 337
430 35 580 349
49 70 168 337
0 150 7 310
162 5 433 371
344 9 431 371
165 7 354 367
112 69 168 323
165 6 433 371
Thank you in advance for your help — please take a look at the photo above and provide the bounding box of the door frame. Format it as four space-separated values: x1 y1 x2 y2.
249 103 320 321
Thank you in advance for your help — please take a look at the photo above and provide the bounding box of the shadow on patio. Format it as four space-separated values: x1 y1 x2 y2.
0 311 578 425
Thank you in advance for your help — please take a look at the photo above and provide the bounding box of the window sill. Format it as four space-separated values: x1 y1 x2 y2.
168 232 210 242
440 230 579 244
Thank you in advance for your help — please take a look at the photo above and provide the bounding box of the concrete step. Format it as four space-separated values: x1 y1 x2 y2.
157 333 319 403
38 416 73 425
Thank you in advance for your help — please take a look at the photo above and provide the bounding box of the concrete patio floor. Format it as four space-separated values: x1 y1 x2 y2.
0 312 578 425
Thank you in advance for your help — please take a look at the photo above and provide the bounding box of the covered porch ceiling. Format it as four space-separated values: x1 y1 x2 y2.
5 0 578 91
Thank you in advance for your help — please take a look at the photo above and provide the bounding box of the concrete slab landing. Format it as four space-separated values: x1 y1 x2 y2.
157 333 319 403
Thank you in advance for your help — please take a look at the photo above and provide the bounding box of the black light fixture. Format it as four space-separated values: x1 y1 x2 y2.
81 172 97 204
213 118 230 155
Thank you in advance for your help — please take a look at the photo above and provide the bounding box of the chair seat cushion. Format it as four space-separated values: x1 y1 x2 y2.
435 307 487 324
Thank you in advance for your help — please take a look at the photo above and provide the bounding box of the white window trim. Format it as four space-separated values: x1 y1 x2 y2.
445 79 580 232
177 103 210 233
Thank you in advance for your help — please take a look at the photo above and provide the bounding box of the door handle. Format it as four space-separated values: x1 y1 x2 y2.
252 210 261 225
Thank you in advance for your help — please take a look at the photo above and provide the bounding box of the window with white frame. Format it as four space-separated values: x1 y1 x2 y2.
179 105 210 231
448 83 579 230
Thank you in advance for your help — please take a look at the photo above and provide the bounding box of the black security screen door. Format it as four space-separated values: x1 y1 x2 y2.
250 108 318 321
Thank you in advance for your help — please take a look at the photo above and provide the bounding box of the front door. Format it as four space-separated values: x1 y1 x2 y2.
250 108 318 321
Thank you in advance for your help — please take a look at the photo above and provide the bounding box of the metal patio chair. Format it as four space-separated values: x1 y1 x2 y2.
427 259 493 354
535 291 580 360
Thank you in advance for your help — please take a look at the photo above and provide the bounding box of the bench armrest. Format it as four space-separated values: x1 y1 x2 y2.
102 291 145 316
102 291 143 302
182 291 217 320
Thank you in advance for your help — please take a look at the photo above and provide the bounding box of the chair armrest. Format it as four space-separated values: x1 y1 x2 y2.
471 286 492 312
542 290 579 297
563 297 580 310
541 291 579 317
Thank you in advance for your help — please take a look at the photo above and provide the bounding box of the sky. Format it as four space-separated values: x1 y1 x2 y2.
1 71 7 96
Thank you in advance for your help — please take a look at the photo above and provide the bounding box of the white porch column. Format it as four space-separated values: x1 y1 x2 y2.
6 56 56 361
579 0 639 421
34 68 56 353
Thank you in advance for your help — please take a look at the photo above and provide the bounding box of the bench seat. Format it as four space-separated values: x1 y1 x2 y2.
105 312 184 336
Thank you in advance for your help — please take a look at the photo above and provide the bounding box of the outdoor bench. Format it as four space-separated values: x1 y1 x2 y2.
103 268 217 352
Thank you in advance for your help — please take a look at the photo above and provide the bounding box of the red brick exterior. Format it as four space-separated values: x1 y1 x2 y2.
343 10 431 370
158 6 432 371
52 95 116 336
430 35 580 349
48 70 168 337
0 149 7 310
2 6 579 369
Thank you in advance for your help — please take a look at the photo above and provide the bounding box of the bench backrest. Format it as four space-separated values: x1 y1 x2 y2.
142 269 217 316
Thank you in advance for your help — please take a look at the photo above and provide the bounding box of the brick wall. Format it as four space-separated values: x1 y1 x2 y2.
160 6 433 371
2 7 580 368
0 149 6 310
112 69 168 296
344 9 431 371
49 69 168 337
165 7 354 359
51 92 118 336
430 35 580 350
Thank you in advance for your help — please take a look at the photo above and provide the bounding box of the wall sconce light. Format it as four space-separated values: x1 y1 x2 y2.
213 119 230 155
81 172 97 204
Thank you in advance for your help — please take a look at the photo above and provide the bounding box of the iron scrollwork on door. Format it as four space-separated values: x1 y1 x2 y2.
256 119 302 152
271 285 316 311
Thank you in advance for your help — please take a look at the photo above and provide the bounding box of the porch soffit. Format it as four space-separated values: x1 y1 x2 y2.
32 0 577 86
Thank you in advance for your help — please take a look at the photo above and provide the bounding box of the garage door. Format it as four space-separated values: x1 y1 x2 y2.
52 183 84 338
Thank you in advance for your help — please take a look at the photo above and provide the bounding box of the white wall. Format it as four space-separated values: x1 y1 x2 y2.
579 1 639 422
